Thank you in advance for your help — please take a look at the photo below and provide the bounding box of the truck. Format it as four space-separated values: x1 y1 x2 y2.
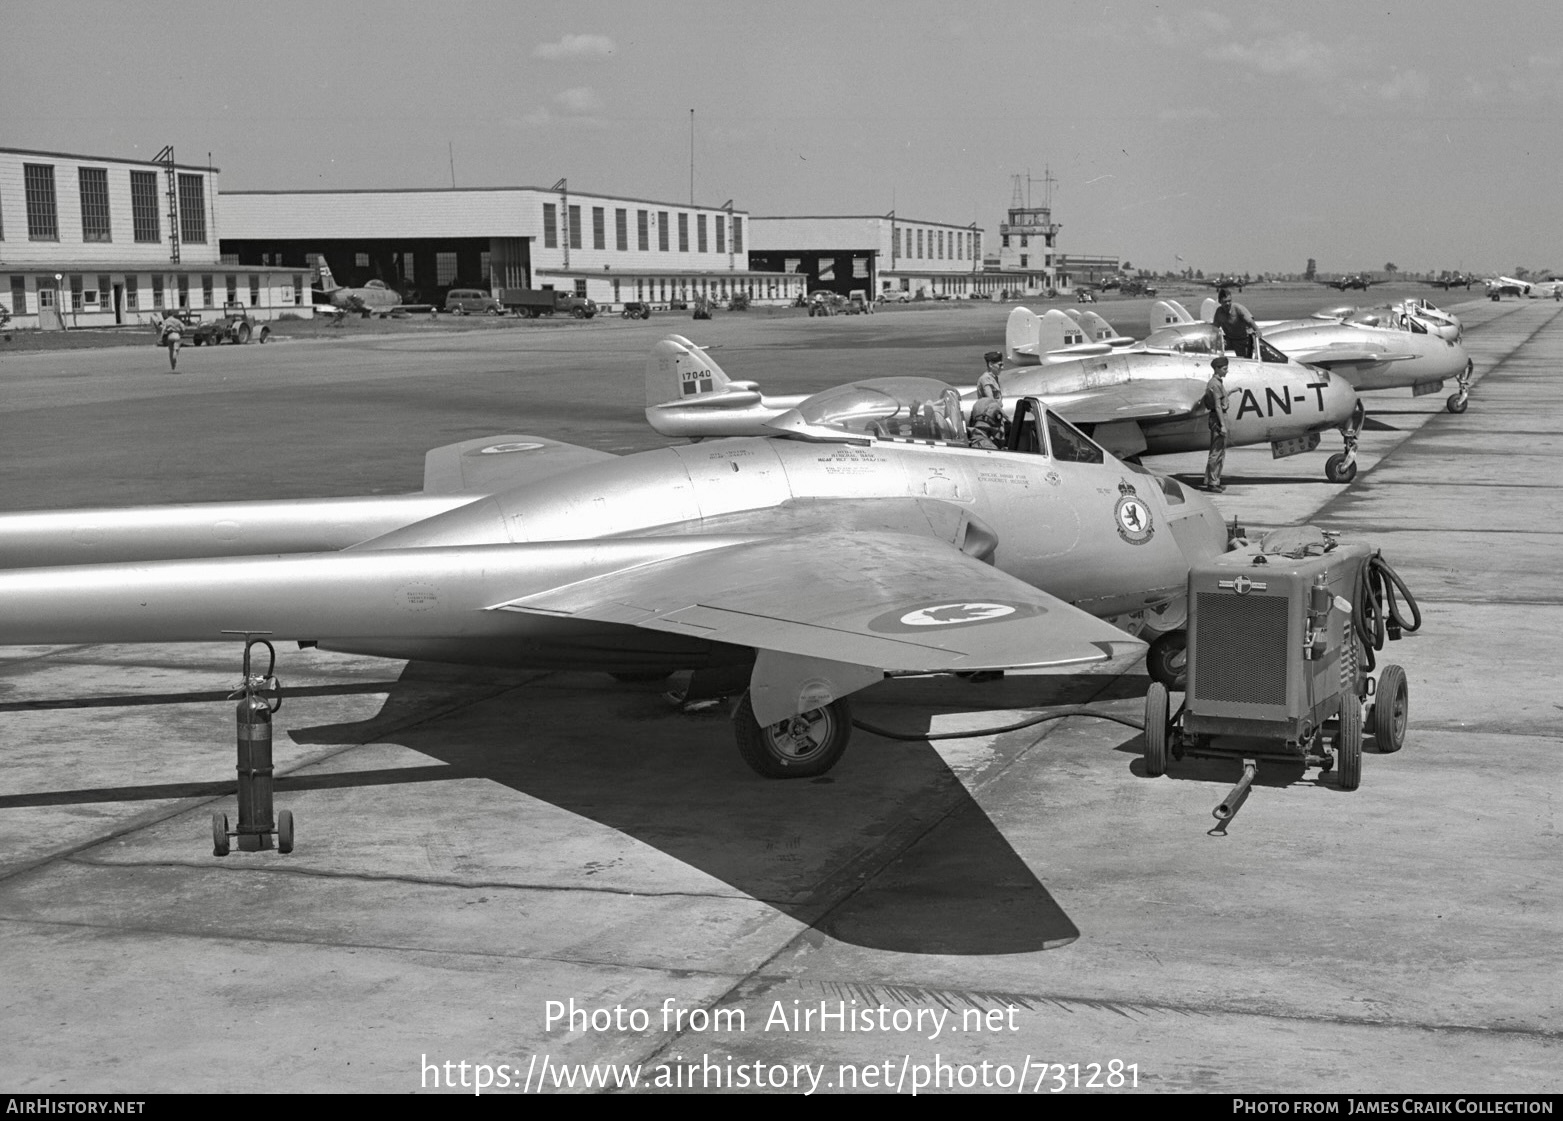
497 288 598 319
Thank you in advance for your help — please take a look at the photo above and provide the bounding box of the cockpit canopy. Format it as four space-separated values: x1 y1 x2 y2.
767 377 969 441
1144 323 1221 354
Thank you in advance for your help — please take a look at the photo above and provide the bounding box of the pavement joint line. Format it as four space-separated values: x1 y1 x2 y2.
53 853 805 903
0 912 756 979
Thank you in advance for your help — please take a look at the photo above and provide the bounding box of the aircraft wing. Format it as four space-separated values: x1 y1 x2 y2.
498 530 1143 722
1039 380 1208 424
1282 345 1417 368
421 436 618 495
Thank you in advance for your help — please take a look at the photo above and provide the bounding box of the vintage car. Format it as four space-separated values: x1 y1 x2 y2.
189 304 270 345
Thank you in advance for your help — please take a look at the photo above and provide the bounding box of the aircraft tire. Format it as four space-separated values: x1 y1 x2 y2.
1144 682 1169 777
1145 630 1187 691
1333 698 1362 791
277 809 294 855
734 692 850 779
1446 393 1468 414
1325 453 1358 484
1371 665 1408 753
212 812 229 857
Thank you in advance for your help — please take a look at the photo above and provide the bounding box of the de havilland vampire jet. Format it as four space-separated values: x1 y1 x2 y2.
648 311 1364 483
0 378 1228 779
1154 297 1475 415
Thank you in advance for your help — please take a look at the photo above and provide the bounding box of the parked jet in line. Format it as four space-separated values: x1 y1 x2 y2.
1151 299 1475 415
0 364 1229 778
648 316 1363 483
1482 276 1532 299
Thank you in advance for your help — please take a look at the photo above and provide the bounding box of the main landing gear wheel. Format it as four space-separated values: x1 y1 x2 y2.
277 810 294 855
212 812 230 857
733 692 851 778
1325 453 1358 484
1334 698 1363 791
1143 682 1169 777
1145 630 1187 691
1371 664 1409 753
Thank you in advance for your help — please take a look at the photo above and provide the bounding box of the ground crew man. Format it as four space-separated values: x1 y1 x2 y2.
1203 355 1230 492
1212 287 1259 359
976 350 1003 399
156 313 184 372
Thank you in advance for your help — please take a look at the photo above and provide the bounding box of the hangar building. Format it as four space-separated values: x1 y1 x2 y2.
748 215 989 300
0 146 303 330
219 187 806 311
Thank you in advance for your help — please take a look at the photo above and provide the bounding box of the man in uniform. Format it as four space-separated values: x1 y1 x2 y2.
967 396 1006 449
1202 355 1231 492
976 350 1003 400
156 313 184 372
1212 286 1259 359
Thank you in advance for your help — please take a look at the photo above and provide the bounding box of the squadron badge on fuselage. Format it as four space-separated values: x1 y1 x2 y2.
1114 481 1154 546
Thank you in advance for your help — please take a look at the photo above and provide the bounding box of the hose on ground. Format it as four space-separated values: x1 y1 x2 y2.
853 705 1144 742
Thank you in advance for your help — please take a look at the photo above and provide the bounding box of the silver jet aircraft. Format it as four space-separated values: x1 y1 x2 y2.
649 310 1363 483
0 382 1228 778
1155 297 1475 416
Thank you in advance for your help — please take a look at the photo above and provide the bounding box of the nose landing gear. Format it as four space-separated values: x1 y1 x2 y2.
1447 359 1473 414
1325 400 1364 483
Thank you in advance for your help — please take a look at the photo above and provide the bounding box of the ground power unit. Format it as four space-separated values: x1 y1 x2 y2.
1143 526 1418 819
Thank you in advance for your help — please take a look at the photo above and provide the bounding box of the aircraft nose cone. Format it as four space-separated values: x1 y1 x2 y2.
1329 378 1361 426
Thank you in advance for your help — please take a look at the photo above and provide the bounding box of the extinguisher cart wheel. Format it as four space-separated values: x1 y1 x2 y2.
1334 698 1363 791
1144 682 1170 777
212 812 230 857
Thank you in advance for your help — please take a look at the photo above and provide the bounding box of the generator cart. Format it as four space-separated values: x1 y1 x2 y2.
1143 526 1419 819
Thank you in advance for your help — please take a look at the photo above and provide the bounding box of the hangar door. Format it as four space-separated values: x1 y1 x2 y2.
489 238 529 290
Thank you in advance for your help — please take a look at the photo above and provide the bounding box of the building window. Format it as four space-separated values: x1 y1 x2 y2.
732 216 743 254
177 175 207 243
97 275 111 307
293 275 304 305
355 252 369 268
697 214 707 253
715 216 725 254
592 206 605 250
1001 234 1010 248
917 230 924 258
480 250 491 283
79 168 112 242
70 275 83 311
615 208 628 251
436 252 458 285
543 203 557 248
225 274 238 305
1020 254 1029 268
574 279 587 298
568 205 581 249
249 275 260 306
637 210 649 251
130 170 160 243
678 213 689 252
401 253 416 284
658 211 669 252
122 276 137 311
201 274 214 307
152 275 164 309
24 164 58 240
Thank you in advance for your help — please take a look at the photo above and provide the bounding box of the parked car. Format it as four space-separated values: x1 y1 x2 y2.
845 290 873 315
444 288 504 316
878 290 911 303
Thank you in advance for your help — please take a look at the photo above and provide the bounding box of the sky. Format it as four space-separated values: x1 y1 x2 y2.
4 0 1561 276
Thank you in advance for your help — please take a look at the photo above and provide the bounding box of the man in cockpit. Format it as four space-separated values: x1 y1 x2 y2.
968 397 1006 449
1212 287 1259 359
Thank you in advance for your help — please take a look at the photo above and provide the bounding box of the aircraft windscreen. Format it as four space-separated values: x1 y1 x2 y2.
1258 338 1289 363
1045 411 1106 464
1144 323 1220 353
791 377 967 441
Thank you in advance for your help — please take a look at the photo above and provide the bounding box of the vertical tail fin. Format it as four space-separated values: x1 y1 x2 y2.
1004 307 1042 364
313 257 337 291
1149 300 1191 331
646 336 737 407
1073 309 1126 344
1198 297 1218 323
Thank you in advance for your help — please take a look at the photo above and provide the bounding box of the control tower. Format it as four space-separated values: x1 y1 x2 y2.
997 172 1061 290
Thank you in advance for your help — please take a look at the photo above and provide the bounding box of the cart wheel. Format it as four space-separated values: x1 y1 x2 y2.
1144 682 1169 777
1325 453 1358 484
257 326 270 343
1145 630 1187 691
1334 698 1362 790
237 323 252 344
1372 665 1408 753
212 812 229 857
277 810 294 855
